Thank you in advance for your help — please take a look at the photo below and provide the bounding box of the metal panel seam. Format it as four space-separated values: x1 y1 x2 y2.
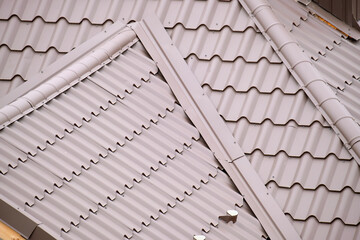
132 14 301 240
239 0 360 165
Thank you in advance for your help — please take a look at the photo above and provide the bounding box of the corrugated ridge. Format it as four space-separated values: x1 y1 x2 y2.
337 83 360 125
186 54 300 94
203 85 328 127
0 46 64 81
268 182 360 225
0 94 185 210
0 74 176 179
248 150 360 193
0 46 158 171
24 110 204 235
289 215 360 240
312 41 360 89
196 205 266 240
287 15 341 59
0 15 112 53
0 0 255 31
167 24 281 63
129 172 244 240
228 118 351 159
0 76 25 97
267 0 308 30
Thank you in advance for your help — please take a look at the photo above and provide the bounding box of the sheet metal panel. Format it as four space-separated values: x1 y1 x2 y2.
0 0 255 31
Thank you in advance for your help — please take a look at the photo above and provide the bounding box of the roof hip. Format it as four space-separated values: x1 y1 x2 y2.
132 14 301 240
238 0 360 165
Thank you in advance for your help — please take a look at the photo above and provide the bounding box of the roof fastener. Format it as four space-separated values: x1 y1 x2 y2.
219 209 238 223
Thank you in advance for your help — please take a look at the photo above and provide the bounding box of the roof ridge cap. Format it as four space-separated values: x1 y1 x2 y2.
0 23 137 129
238 0 360 165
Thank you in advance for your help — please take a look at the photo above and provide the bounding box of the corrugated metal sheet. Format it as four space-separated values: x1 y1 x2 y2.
0 76 24 97
248 150 360 192
0 46 64 80
227 119 351 159
187 55 299 94
268 182 360 225
0 0 256 31
64 172 261 240
195 206 266 240
0 16 111 53
291 217 360 240
168 24 281 62
203 85 328 126
312 41 360 90
0 34 264 239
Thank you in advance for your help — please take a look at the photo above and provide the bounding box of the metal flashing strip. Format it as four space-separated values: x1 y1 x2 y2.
133 15 301 240
0 195 60 240
239 0 360 165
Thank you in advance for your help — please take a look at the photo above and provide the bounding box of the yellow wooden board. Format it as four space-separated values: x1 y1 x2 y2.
0 220 24 240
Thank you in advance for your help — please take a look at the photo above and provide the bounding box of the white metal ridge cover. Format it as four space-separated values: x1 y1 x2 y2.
132 13 301 240
0 21 137 130
239 0 360 165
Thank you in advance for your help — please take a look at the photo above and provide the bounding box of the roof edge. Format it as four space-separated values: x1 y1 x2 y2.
238 0 360 165
0 22 137 129
0 195 61 240
133 14 300 240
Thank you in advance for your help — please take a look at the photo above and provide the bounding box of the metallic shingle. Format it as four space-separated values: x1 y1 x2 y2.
168 24 281 62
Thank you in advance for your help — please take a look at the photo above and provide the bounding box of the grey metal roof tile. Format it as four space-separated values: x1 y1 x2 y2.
204 85 328 126
248 150 360 192
0 159 62 206
197 206 265 240
0 0 255 31
337 83 360 124
267 0 308 30
0 76 24 96
59 144 221 238
187 55 299 94
0 137 26 173
0 46 63 81
129 173 246 240
167 24 281 62
268 182 360 225
290 216 360 240
0 16 111 53
313 44 360 91
228 118 351 159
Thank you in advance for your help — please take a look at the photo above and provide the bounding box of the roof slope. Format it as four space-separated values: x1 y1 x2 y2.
1 0 360 239
0 21 266 239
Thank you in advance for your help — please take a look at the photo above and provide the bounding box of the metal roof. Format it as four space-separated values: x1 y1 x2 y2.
1 0 360 239
0 17 266 239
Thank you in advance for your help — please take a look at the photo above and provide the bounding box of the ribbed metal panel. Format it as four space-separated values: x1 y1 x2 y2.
290 216 360 240
187 55 299 93
228 119 351 159
168 24 281 62
268 182 360 225
0 16 111 53
0 46 63 81
203 85 327 126
0 0 255 31
248 150 360 192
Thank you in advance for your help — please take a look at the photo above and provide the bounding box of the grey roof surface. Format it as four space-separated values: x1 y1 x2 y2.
1 0 360 239
0 20 266 239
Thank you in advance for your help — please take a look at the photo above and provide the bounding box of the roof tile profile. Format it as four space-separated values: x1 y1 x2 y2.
1 0 360 239
0 18 266 239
